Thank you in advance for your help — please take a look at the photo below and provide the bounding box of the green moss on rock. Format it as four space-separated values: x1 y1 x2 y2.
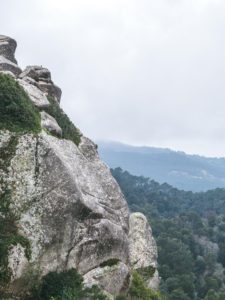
45 96 81 146
0 134 31 294
0 73 41 133
100 258 120 268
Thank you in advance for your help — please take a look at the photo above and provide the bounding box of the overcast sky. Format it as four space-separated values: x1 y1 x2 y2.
1 0 225 157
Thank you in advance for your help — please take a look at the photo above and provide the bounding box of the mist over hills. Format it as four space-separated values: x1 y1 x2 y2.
97 141 225 192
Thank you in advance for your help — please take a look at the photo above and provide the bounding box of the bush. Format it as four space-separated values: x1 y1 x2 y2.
38 269 83 300
128 271 165 300
136 266 156 280
0 73 41 133
45 96 81 145
29 268 107 300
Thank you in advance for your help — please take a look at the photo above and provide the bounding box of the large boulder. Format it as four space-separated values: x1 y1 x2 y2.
0 55 22 76
1 131 129 296
129 212 160 289
17 78 50 108
40 111 62 136
20 66 62 102
83 261 130 296
0 35 18 63
0 35 22 76
19 66 52 82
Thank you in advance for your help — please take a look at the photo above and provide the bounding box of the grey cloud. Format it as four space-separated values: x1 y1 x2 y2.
1 0 225 156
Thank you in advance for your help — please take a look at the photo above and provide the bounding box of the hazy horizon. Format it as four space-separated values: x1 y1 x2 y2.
1 0 225 157
97 139 225 159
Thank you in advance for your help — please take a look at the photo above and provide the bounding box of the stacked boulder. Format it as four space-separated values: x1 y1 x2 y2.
0 35 22 76
0 35 62 137
19 65 62 103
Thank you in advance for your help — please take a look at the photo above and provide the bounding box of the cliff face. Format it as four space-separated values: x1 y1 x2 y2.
0 35 159 298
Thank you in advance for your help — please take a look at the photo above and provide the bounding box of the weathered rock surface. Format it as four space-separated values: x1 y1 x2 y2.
0 55 22 76
41 111 62 136
0 35 159 298
129 212 160 289
20 66 62 102
1 130 130 295
18 78 50 108
83 262 130 296
0 35 22 76
8 245 29 281
19 65 51 82
0 35 17 63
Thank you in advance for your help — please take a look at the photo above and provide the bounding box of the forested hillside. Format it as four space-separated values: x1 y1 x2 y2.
112 168 225 300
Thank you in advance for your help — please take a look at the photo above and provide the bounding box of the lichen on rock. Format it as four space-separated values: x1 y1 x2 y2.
0 132 31 296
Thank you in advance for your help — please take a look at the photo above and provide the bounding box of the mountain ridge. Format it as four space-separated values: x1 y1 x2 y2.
97 141 225 192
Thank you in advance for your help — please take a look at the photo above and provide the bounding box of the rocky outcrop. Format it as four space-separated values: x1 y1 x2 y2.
0 35 17 63
3 130 129 279
0 54 22 76
20 65 62 102
83 261 130 296
0 35 22 76
18 78 50 108
129 213 160 290
40 111 62 136
0 35 159 298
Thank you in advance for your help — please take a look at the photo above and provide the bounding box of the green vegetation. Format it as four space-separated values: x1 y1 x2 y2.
45 96 81 145
112 168 225 300
0 134 31 296
0 73 41 133
136 266 156 281
25 267 163 300
100 258 120 267
0 73 81 145
125 271 165 300
115 271 165 300
27 268 107 300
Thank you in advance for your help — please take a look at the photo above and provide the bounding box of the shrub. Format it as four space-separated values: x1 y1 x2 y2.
38 269 83 300
136 266 156 280
45 96 81 146
0 73 41 133
100 258 120 267
29 268 107 300
85 285 108 300
128 271 165 300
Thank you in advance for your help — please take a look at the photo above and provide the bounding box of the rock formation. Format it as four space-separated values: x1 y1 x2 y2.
129 213 160 290
19 66 62 103
0 35 159 299
0 35 22 76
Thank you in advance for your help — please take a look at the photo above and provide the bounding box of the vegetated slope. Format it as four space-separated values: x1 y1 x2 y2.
98 141 225 192
112 168 225 300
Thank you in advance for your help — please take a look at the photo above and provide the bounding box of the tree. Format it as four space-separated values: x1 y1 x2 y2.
169 289 191 300
204 289 218 300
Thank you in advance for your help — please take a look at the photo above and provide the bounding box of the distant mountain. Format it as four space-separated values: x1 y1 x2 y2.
97 141 225 192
